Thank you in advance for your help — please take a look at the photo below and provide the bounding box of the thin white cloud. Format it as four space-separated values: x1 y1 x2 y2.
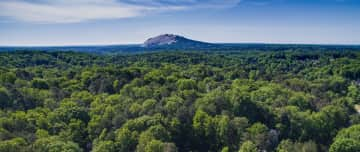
0 0 241 23
0 0 145 23
121 0 241 8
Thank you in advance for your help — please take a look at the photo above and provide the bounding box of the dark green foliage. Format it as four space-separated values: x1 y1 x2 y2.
0 137 27 152
0 50 359 152
31 79 49 90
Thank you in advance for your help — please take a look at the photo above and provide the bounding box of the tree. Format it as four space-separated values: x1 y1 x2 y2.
0 87 10 109
311 105 348 144
192 110 213 138
221 147 229 152
59 119 88 149
0 72 16 84
32 136 82 152
115 128 138 152
329 138 360 152
229 117 250 150
162 142 178 152
330 124 360 152
288 93 311 110
333 124 360 140
49 101 90 124
31 78 49 89
239 141 257 152
177 79 197 90
347 83 360 104
92 141 116 152
244 123 269 150
0 137 27 152
195 89 230 115
276 139 317 152
144 140 164 152
141 99 157 115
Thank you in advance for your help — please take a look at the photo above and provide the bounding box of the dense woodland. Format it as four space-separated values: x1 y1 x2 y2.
0 50 360 152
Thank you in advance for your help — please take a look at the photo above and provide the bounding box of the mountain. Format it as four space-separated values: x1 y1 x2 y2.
2 34 360 53
142 34 216 48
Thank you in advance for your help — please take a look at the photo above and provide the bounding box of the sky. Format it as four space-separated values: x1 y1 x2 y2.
0 0 359 46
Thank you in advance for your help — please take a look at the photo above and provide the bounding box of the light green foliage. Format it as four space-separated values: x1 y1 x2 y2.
330 124 360 152
32 136 82 152
177 79 197 90
239 141 258 152
347 84 360 104
330 138 360 152
144 140 164 152
221 147 229 152
193 110 213 137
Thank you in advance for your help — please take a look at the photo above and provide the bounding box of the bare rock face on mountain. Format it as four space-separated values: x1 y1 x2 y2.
143 34 214 48
143 34 178 47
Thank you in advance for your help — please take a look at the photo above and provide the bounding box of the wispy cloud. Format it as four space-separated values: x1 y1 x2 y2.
121 0 242 8
0 0 241 23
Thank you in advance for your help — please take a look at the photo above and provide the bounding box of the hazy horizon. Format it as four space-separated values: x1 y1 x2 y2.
1 0 360 46
1 38 360 47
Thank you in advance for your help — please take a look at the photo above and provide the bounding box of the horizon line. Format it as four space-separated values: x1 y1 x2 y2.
1 42 360 48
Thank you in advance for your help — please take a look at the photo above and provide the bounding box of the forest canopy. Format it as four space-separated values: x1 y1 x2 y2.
0 50 359 152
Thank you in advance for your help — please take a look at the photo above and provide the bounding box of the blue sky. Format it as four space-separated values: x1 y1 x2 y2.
0 0 359 46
